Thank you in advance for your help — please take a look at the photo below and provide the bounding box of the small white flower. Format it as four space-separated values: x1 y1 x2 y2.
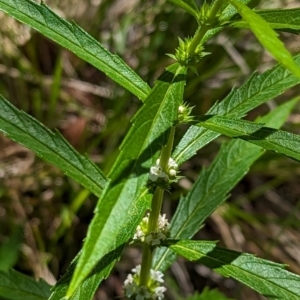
151 166 162 175
124 274 137 297
133 225 144 240
168 168 177 177
156 158 178 169
154 286 167 300
145 232 166 246
132 265 141 275
143 214 150 222
150 269 164 283
168 158 178 169
178 105 185 114
124 274 134 285
149 166 168 182
158 214 170 231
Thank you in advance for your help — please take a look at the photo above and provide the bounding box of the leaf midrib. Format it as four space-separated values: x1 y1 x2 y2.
0 0 150 101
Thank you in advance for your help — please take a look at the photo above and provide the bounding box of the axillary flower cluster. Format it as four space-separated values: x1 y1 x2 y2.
133 213 170 245
124 265 166 300
149 158 179 184
124 213 170 299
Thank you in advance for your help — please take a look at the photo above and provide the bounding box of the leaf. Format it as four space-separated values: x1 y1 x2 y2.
229 0 300 78
218 0 252 22
0 95 107 197
49 193 151 300
67 63 187 297
187 287 234 300
153 97 300 271
231 8 300 34
169 240 300 300
167 0 199 19
0 226 22 272
255 96 300 127
0 0 150 101
202 27 224 44
0 269 51 300
198 115 300 162
173 53 300 165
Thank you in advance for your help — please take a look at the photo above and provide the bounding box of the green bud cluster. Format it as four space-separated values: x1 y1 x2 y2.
198 2 211 25
178 102 194 124
167 37 208 68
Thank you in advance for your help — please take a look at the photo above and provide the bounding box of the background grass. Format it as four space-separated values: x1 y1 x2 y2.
0 0 300 299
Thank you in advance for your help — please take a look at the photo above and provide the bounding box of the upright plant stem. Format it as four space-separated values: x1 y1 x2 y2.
139 188 163 286
188 0 224 55
139 126 175 287
209 0 225 22
160 126 175 172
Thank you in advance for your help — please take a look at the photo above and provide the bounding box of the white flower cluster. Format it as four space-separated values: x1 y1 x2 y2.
124 265 166 300
148 158 178 182
133 214 170 246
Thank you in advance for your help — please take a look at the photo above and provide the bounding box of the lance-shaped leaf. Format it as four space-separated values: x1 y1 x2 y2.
169 240 300 300
198 115 300 162
50 193 151 300
231 8 300 34
67 63 187 297
0 269 51 300
0 0 150 101
153 97 300 271
168 0 199 19
0 95 106 197
173 53 300 165
229 0 300 78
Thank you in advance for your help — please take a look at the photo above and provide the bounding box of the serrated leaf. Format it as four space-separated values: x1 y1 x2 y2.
67 63 187 297
50 193 151 300
231 8 300 34
229 0 300 78
154 97 300 272
0 0 150 101
173 53 300 165
198 115 300 162
168 0 199 19
0 269 51 300
0 95 106 197
170 240 300 300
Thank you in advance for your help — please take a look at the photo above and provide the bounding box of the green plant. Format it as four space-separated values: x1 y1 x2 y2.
0 0 300 299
